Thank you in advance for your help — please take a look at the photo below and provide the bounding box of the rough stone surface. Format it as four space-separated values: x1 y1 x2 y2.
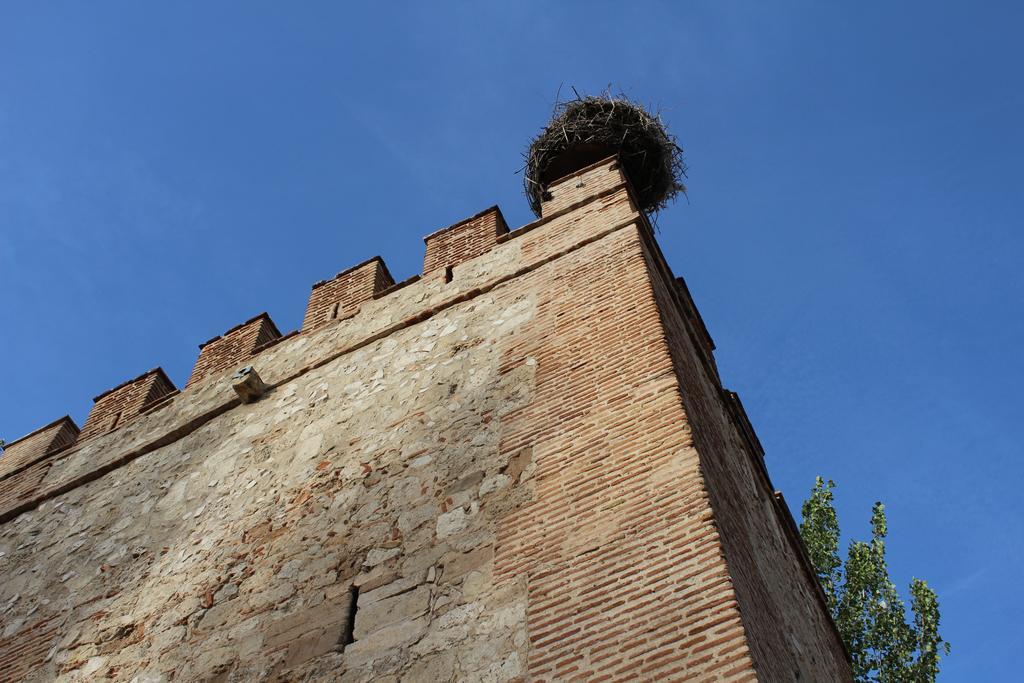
0 157 852 681
231 367 267 404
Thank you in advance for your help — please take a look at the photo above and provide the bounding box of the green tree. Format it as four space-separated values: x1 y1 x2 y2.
800 477 950 681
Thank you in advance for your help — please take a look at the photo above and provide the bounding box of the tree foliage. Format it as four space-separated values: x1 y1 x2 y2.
800 477 950 681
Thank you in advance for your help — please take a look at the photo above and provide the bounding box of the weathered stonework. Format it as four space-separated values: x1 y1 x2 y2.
0 157 852 681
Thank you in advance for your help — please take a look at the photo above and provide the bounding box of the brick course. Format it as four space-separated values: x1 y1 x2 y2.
0 616 60 683
495 225 761 679
0 459 54 524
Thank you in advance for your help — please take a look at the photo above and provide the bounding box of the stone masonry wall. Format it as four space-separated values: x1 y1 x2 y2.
0 157 850 682
1 290 537 682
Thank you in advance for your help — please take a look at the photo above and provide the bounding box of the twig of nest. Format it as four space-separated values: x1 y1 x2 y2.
524 93 687 218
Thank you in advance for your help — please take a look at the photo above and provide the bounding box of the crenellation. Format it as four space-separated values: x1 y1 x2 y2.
186 313 281 388
423 205 509 275
303 257 395 332
0 416 78 480
0 171 635 527
79 368 176 442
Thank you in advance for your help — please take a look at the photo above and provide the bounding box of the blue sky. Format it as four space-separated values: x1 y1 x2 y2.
1 2 1020 678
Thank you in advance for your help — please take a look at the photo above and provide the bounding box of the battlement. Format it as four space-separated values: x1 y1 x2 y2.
0 417 78 480
4 158 636 451
422 206 509 275
0 154 726 543
187 313 283 388
539 157 634 216
1 156 638 520
79 368 177 441
0 154 849 682
303 257 394 331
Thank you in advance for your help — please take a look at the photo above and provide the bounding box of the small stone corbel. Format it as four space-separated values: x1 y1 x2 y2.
231 366 267 403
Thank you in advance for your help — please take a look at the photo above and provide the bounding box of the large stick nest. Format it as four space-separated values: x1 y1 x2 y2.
524 94 686 217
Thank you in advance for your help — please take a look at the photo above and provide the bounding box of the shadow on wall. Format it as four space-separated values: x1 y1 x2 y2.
0 291 539 681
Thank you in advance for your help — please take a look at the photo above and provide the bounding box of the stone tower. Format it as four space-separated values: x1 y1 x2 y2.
0 156 851 681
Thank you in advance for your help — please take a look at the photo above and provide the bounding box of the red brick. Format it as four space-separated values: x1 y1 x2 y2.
423 206 508 275
0 416 78 479
302 257 394 332
80 368 176 441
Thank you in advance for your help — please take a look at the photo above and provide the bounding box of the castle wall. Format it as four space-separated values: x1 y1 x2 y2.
0 158 850 682
1 285 537 681
640 237 853 679
494 225 760 679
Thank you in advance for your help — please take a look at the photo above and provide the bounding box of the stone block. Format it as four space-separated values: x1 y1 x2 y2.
353 585 430 640
231 366 267 403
